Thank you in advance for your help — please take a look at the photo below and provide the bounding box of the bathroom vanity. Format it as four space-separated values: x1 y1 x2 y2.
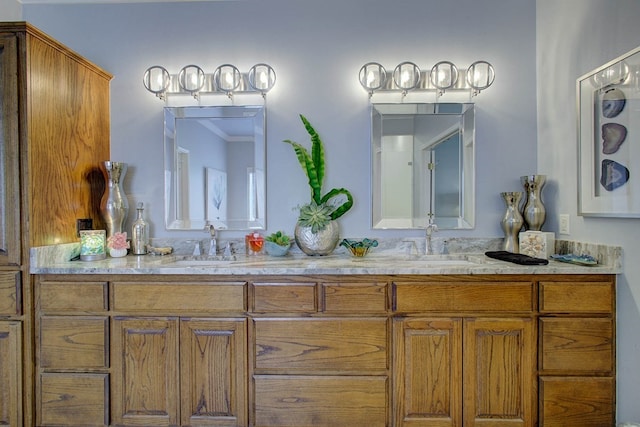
31 253 618 427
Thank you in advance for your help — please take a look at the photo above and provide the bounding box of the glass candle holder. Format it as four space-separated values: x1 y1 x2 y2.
80 230 107 261
245 232 264 255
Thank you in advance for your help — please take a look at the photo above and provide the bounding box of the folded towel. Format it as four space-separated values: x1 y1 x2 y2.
485 251 549 265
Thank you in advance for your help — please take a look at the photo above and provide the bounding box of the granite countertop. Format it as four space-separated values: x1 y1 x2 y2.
30 238 622 276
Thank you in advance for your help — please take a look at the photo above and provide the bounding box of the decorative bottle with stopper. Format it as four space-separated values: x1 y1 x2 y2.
131 202 149 255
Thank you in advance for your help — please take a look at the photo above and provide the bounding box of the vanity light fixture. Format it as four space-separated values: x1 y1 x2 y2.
248 63 277 96
143 65 171 99
358 62 387 96
393 61 421 96
358 60 495 97
178 64 205 96
214 64 241 97
466 60 495 95
143 63 276 99
430 61 459 93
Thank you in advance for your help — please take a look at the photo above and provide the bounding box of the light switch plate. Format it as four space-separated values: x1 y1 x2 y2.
559 214 570 235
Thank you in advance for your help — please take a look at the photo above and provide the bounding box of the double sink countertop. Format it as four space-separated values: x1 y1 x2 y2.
30 238 622 276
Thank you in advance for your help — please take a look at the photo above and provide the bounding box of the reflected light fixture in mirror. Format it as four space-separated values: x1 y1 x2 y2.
466 61 495 95
359 62 387 96
592 60 630 87
248 63 277 96
178 64 205 96
393 61 421 96
143 63 276 99
143 65 171 99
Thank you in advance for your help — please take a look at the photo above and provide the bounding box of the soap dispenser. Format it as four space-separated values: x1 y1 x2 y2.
131 202 149 255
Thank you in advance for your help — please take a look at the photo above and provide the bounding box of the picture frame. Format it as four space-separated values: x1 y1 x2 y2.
577 45 640 217
205 167 227 222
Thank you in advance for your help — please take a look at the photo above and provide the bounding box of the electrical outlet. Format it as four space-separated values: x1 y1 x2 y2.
559 214 570 235
76 218 93 237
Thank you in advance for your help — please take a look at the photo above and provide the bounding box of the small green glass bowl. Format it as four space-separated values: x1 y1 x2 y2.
340 238 379 257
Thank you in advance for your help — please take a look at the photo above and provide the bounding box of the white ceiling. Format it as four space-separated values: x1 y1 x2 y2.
18 0 231 4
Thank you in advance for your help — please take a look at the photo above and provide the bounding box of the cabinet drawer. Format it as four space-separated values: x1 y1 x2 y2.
112 282 246 313
39 281 107 313
39 373 109 426
0 272 20 316
252 282 316 313
540 318 613 372
40 316 108 369
540 281 614 313
254 318 388 373
394 281 534 313
322 282 388 313
539 376 614 426
254 375 387 427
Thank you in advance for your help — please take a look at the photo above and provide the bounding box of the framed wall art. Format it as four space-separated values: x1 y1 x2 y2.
205 167 227 222
578 45 640 217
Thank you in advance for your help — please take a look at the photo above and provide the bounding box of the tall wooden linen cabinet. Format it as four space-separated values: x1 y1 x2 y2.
0 22 111 426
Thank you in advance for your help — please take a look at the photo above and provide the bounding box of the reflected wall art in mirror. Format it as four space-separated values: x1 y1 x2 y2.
164 105 266 231
371 103 475 230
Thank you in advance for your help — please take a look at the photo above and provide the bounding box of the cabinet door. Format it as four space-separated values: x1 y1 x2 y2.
112 317 179 426
180 318 247 426
393 318 462 427
0 34 21 266
0 321 22 426
463 318 534 427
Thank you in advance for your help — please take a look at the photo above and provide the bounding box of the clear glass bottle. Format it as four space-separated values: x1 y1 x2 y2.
131 202 149 255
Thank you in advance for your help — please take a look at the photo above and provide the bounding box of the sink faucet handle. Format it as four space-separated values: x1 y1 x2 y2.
204 222 216 237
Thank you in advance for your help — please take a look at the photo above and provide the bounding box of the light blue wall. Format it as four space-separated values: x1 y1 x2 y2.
537 0 640 422
11 0 640 422
22 0 537 241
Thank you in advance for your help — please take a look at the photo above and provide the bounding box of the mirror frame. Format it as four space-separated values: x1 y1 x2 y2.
371 102 475 230
164 105 266 231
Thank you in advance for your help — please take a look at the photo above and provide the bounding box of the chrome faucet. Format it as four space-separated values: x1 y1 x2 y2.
204 222 217 256
425 219 438 255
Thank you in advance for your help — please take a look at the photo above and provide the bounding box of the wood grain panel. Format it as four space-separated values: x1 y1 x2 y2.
540 317 613 372
0 321 22 426
39 372 108 426
180 318 248 426
463 318 534 426
111 282 246 313
25 27 111 246
112 317 179 426
394 281 534 313
39 316 108 369
539 376 614 426
38 281 107 313
0 271 20 315
322 281 388 313
254 318 388 373
254 375 388 427
252 282 316 313
0 33 21 266
393 318 462 427
539 281 614 313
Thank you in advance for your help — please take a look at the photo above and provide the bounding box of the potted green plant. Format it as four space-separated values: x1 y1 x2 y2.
264 231 292 257
284 114 353 255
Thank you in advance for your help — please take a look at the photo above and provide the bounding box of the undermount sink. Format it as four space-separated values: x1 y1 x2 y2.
352 254 484 266
161 255 237 267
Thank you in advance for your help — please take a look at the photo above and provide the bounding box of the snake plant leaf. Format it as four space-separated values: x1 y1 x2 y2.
320 187 354 221
283 139 322 204
299 114 325 190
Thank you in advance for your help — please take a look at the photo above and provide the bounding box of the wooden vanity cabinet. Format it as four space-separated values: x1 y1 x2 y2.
34 274 616 427
538 278 616 426
250 280 391 427
393 279 536 427
1 21 112 426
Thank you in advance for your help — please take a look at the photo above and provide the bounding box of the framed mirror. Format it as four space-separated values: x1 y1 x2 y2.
164 105 266 230
371 103 475 230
